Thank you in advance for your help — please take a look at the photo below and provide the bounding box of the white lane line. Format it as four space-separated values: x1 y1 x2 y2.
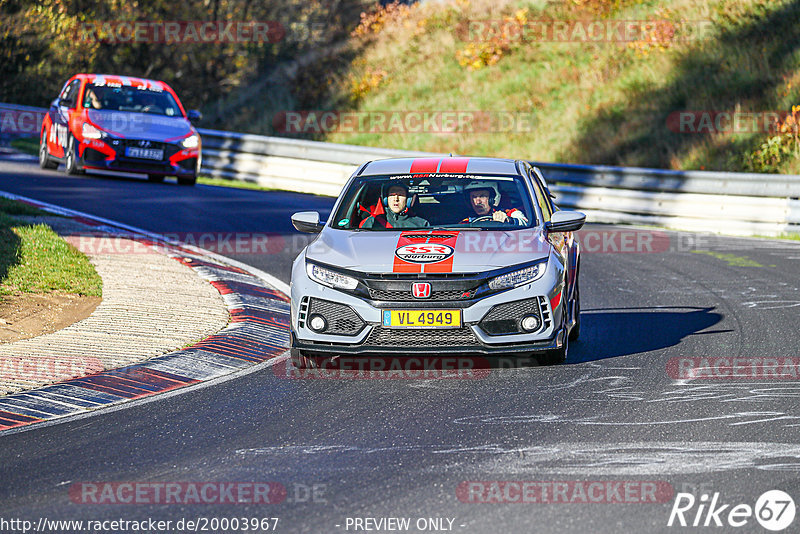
0 189 292 434
0 351 290 437
0 190 291 295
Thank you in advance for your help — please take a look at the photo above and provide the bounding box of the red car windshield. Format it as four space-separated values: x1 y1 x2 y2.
83 84 182 117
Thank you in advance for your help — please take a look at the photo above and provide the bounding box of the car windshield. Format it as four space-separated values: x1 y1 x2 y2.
83 84 182 117
331 173 537 231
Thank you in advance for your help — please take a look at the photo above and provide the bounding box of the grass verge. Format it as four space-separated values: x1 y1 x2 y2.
0 199 102 297
10 137 39 156
196 175 277 192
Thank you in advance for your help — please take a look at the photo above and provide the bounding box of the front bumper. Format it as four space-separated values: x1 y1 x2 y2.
293 327 567 355
78 138 200 176
291 257 567 356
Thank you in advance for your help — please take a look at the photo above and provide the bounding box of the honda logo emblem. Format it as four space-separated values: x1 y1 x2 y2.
412 282 431 299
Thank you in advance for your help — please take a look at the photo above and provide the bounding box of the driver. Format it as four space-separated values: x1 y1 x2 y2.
462 180 528 225
84 88 103 110
361 182 430 229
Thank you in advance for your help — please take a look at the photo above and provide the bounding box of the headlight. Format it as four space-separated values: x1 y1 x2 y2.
306 262 358 290
81 123 103 139
180 134 199 148
488 261 546 291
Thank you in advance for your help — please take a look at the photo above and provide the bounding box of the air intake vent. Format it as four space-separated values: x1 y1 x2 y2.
364 326 478 347
308 298 366 336
538 296 552 330
479 298 543 335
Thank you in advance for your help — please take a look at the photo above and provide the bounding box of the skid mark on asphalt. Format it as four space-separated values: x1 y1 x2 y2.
236 442 800 475
451 411 800 427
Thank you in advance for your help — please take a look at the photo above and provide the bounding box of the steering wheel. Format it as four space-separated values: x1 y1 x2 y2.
471 215 494 222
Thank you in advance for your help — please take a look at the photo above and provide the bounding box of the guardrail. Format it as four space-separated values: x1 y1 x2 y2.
2 102 797 236
198 128 800 236
0 103 48 146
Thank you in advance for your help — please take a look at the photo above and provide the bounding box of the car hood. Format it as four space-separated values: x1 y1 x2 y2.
88 110 193 141
306 228 551 273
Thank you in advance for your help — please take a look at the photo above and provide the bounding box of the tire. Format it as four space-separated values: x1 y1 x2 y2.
541 334 568 365
64 135 83 175
290 348 320 369
39 130 58 169
177 175 196 186
569 276 581 342
147 174 165 183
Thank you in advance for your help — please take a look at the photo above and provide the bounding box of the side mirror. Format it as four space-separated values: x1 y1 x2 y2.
545 211 585 233
187 109 202 123
292 211 325 233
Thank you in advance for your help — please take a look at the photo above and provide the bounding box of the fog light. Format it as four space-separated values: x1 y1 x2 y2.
521 315 541 332
309 314 327 332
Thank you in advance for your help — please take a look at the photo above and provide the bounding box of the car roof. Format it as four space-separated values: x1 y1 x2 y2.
77 74 170 91
359 157 521 177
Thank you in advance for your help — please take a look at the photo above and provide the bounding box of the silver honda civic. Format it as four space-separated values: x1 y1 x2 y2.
290 157 584 367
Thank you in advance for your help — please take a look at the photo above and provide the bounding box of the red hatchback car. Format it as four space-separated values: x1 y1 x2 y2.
39 74 202 185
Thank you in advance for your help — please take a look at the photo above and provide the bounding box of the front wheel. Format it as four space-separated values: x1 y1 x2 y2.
541 335 568 365
569 276 581 341
64 135 83 175
39 130 58 169
290 348 321 369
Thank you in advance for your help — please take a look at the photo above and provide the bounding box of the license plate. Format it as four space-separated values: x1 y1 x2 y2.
126 147 164 160
382 310 461 328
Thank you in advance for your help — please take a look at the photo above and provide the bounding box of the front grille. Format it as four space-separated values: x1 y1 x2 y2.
308 298 366 336
364 325 478 347
121 139 166 150
479 298 543 335
368 288 474 301
109 160 172 171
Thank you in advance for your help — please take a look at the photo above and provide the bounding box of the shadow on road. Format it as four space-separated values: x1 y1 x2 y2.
567 306 726 363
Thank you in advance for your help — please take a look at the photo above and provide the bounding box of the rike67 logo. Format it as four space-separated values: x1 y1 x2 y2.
668 490 795 531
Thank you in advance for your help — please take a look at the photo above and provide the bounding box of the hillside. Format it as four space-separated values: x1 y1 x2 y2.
238 0 800 174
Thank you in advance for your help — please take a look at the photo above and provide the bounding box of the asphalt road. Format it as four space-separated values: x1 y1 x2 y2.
1 159 800 533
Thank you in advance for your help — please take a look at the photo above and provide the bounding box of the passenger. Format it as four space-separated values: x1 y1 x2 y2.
462 180 528 225
361 183 430 229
